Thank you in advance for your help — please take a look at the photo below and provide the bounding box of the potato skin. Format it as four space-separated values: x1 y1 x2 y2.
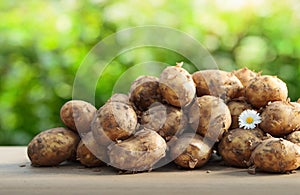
192 70 243 102
227 99 252 129
107 93 131 106
233 68 258 96
129 76 162 111
259 101 300 137
108 128 167 171
27 127 80 166
140 103 188 141
188 95 231 142
76 132 107 167
245 75 288 108
250 138 300 173
159 63 196 107
91 102 137 145
286 131 300 147
60 100 97 133
218 128 264 167
170 133 212 169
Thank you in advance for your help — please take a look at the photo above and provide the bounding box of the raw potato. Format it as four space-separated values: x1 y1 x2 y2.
129 76 162 111
76 132 107 167
170 133 212 169
188 95 231 142
159 62 196 107
218 128 264 167
227 99 252 129
108 128 167 171
245 75 288 108
141 103 188 141
107 93 131 106
60 100 97 133
250 138 300 173
192 70 243 102
233 67 258 96
259 101 300 137
91 102 137 145
286 131 300 147
27 127 80 166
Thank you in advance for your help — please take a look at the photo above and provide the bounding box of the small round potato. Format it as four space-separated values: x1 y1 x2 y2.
129 76 162 111
245 75 288 108
91 101 137 145
286 131 300 147
76 132 107 167
250 138 300 173
27 127 80 166
259 101 300 137
170 133 212 169
108 128 167 172
188 95 231 142
140 103 188 141
227 99 252 129
107 93 131 106
193 70 243 102
60 100 97 133
233 67 258 96
218 128 264 167
159 62 196 108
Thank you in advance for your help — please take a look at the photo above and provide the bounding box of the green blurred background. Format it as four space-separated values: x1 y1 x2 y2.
1 0 300 145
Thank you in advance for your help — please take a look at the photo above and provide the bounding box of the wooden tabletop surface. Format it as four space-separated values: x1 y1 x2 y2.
1 146 300 195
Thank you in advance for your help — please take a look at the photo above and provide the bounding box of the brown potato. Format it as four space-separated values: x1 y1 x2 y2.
159 62 196 107
250 138 300 173
192 70 243 102
286 131 300 147
107 93 131 106
91 102 137 145
27 127 80 166
233 67 258 96
227 99 252 129
76 132 107 167
108 128 167 171
129 76 162 111
259 101 300 137
60 100 97 133
170 133 212 169
140 103 188 141
188 95 231 142
218 128 264 167
245 75 288 108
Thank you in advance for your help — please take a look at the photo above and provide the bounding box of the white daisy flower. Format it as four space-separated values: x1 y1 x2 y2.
238 109 261 129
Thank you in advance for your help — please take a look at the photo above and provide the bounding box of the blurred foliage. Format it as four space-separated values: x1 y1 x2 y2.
1 0 300 145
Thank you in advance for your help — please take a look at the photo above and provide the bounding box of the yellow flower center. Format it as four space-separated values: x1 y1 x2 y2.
246 117 254 124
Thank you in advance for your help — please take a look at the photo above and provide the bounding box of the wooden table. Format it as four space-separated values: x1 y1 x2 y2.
1 147 300 195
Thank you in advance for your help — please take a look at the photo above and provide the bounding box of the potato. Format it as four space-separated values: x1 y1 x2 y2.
159 62 196 107
27 127 80 166
250 138 300 173
91 102 137 145
227 99 252 129
218 128 264 167
129 76 162 111
170 133 212 169
192 70 243 102
245 75 288 108
60 100 97 133
233 67 258 96
259 101 300 137
107 93 131 106
286 131 300 147
188 95 231 142
76 132 107 167
140 103 188 141
108 128 167 171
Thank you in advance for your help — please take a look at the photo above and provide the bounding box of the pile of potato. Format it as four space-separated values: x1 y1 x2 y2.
27 63 300 173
